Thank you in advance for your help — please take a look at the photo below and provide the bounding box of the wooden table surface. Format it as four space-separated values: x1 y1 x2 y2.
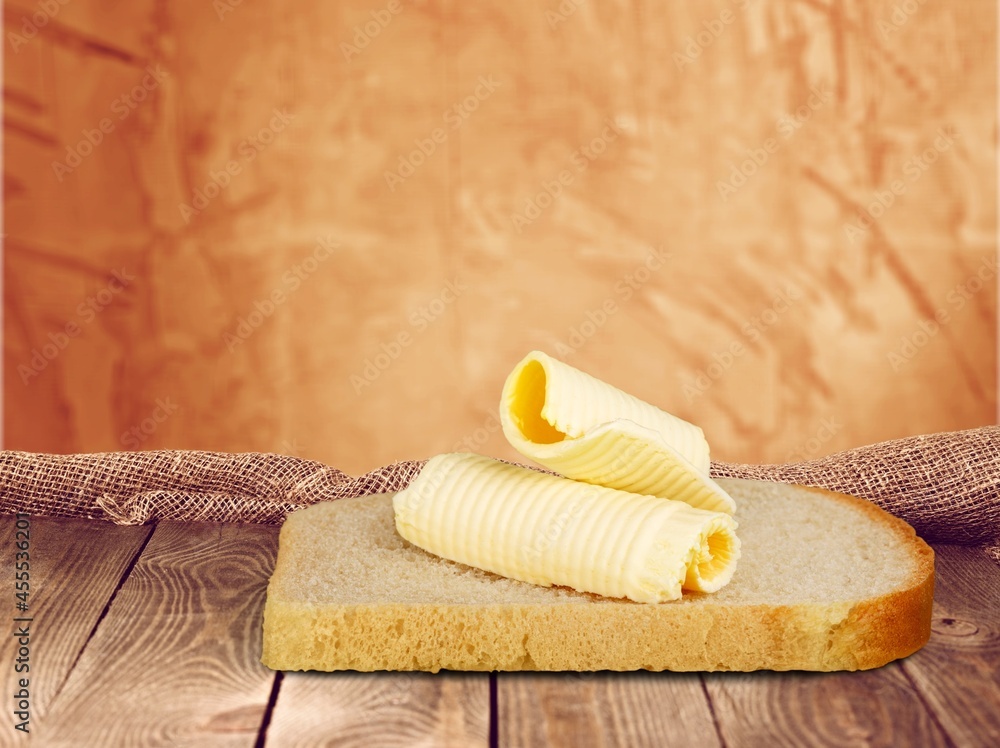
2 513 998 747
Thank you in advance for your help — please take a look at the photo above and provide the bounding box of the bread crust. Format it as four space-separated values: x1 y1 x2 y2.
796 484 935 670
261 480 935 672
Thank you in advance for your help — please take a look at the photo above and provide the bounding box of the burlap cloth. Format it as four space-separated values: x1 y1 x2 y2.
1 427 997 561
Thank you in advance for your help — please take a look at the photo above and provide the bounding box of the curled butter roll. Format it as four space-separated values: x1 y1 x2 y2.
500 351 736 514
393 453 740 603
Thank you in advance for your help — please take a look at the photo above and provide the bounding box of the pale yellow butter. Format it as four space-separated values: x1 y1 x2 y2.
500 351 736 514
393 453 740 603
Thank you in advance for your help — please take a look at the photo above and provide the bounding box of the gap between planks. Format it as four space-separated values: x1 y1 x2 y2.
0 514 153 724
899 545 1000 746
35 519 281 745
494 544 999 748
8 513 997 746
44 523 156 710
263 670 490 746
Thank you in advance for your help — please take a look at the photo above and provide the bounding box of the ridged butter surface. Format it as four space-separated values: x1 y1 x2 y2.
500 351 735 513
261 479 935 672
393 454 739 603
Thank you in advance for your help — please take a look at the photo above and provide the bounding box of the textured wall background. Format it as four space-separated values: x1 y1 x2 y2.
4 0 997 474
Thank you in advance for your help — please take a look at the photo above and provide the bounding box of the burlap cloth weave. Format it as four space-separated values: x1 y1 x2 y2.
1 427 997 560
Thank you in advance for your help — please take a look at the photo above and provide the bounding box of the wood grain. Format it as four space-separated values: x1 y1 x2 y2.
499 672 721 748
36 522 280 746
0 514 151 721
3 518 998 744
703 665 950 748
265 671 490 747
901 545 1000 746
701 542 1000 747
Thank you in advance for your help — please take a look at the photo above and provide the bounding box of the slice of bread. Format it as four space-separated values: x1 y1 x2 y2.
261 478 934 672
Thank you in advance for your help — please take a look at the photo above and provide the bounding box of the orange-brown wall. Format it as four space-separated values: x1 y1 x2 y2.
4 0 997 474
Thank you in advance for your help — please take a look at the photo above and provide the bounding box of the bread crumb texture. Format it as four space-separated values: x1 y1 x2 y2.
261 479 933 672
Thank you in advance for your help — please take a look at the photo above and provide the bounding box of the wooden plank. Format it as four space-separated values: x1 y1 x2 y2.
37 522 280 746
703 664 949 747
901 545 1000 746
499 672 721 748
0 514 151 725
700 543 1000 747
265 671 490 747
